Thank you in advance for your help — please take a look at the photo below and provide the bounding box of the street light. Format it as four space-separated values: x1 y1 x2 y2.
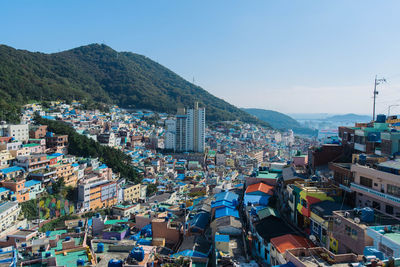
388 104 400 117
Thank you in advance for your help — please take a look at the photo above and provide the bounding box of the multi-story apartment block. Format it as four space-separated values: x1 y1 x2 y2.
164 119 176 151
0 150 14 169
168 103 206 153
97 132 116 147
186 102 205 153
1 179 30 203
78 180 117 211
45 133 68 154
350 160 400 217
0 124 29 142
122 183 141 203
332 208 400 255
0 201 21 232
15 154 49 172
29 125 47 139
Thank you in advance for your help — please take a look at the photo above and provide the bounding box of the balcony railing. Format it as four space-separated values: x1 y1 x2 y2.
350 183 400 205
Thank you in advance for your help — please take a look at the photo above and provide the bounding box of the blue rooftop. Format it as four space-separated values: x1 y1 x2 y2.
0 166 24 174
214 191 239 203
211 200 235 209
50 153 63 157
215 207 239 219
244 194 271 206
0 187 10 194
215 234 230 243
25 180 41 187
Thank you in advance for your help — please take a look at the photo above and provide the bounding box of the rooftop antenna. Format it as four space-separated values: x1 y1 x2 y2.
372 75 387 121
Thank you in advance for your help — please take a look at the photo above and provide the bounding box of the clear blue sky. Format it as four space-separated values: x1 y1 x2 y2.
2 0 400 115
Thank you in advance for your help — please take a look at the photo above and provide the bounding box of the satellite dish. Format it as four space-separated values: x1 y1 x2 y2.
309 235 317 242
354 217 361 224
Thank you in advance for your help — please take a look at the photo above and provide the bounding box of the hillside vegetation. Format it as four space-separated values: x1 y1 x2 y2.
0 44 269 127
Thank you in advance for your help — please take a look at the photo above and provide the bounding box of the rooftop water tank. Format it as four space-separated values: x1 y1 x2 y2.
376 114 386 123
78 220 84 227
77 259 85 266
361 207 374 223
65 236 71 241
97 242 104 253
130 247 145 262
45 252 51 258
108 259 123 267
75 227 81 233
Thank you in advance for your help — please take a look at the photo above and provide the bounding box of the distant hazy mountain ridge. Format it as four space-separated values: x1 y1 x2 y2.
0 43 269 127
242 108 317 135
325 113 371 122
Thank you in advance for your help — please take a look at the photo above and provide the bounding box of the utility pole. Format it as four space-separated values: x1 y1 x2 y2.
372 75 387 121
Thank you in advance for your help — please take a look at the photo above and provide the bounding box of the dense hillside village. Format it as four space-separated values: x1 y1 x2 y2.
0 100 399 266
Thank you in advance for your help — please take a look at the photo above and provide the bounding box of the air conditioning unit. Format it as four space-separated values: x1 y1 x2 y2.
354 217 361 224
344 211 350 218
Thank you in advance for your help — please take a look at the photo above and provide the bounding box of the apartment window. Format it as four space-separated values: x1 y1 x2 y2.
372 201 381 210
386 205 394 215
360 176 372 188
312 222 319 234
387 184 400 198
345 225 351 236
351 229 358 240
301 199 308 208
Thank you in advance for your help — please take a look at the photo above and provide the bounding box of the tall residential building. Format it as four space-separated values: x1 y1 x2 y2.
186 102 205 153
164 119 176 151
165 103 205 153
176 108 188 152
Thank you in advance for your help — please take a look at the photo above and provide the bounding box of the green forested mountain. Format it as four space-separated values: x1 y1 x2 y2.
243 108 317 135
0 43 268 127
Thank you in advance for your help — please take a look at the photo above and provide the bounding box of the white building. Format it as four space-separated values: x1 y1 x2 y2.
164 119 176 151
186 102 205 153
166 103 205 153
0 124 29 142
0 201 21 232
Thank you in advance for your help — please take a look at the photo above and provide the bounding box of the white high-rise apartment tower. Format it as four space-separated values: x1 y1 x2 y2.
186 102 205 153
166 103 205 153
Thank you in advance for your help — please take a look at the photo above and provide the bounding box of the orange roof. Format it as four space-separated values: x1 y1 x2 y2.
245 182 274 195
270 234 314 254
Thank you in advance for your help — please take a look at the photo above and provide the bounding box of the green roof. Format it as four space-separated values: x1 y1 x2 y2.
104 219 129 225
256 171 280 179
47 230 67 237
23 143 40 147
384 232 400 244
55 249 89 266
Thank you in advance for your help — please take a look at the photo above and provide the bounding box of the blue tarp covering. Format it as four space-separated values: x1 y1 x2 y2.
244 194 271 206
188 212 210 230
137 238 152 245
172 250 208 258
